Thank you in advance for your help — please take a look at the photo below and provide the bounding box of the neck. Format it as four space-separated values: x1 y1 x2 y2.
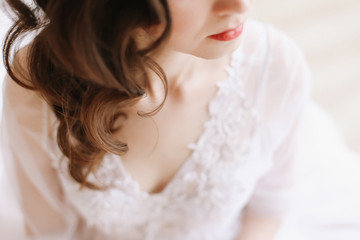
151 49 200 88
151 48 229 90
138 49 229 112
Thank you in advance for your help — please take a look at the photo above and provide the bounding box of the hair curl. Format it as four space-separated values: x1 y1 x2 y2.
3 0 172 189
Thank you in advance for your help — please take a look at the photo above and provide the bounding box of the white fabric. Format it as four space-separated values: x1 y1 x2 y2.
1 19 359 239
276 102 360 240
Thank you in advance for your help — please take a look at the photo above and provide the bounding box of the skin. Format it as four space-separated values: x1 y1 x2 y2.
122 0 281 239
152 0 253 86
166 0 251 59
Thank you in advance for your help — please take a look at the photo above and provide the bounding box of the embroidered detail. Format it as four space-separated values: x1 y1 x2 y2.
56 30 271 239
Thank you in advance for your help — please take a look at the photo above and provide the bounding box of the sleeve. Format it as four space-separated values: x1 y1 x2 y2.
1 75 80 239
244 25 312 219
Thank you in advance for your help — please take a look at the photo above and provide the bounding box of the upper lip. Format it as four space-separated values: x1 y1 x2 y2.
210 23 244 36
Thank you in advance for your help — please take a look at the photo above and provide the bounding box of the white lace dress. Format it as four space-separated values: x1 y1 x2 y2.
4 19 353 239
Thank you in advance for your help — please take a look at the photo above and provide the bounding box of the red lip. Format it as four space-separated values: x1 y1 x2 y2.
208 24 244 41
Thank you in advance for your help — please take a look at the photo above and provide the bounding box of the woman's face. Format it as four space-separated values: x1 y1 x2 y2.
165 0 254 59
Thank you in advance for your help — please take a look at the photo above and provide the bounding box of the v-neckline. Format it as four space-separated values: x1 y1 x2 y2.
112 48 241 198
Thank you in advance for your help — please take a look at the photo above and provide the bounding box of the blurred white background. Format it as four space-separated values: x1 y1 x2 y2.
251 0 360 154
250 3 360 238
0 8 12 115
0 4 12 181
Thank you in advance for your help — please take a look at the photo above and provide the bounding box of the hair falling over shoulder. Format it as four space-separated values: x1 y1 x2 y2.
2 0 172 189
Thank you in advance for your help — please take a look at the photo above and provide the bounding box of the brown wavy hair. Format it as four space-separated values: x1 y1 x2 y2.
3 0 172 189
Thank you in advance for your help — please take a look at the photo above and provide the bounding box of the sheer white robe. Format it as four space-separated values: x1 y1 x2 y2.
1 19 359 240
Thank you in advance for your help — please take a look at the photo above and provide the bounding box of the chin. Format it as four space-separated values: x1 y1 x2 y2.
192 38 243 60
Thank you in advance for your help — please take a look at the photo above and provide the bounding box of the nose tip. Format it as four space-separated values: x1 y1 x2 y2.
213 0 252 16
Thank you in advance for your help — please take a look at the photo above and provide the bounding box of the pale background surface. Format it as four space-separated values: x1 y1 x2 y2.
251 0 360 154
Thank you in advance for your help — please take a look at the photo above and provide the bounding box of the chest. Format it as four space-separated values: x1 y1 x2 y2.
116 82 219 194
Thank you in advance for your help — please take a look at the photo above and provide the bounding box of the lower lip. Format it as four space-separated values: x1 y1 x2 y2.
208 24 244 41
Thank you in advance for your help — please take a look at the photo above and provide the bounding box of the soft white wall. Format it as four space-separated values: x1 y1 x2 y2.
0 6 13 180
250 0 360 153
0 10 12 114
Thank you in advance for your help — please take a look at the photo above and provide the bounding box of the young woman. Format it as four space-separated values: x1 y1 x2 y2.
1 0 312 239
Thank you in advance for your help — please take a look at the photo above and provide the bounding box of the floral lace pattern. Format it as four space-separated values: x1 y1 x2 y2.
56 22 274 240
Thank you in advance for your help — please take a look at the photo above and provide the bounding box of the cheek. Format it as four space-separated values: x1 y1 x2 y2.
165 0 210 52
168 13 208 52
168 1 206 38
170 11 195 37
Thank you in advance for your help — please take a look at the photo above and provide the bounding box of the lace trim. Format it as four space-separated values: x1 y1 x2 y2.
56 41 270 236
96 46 243 189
